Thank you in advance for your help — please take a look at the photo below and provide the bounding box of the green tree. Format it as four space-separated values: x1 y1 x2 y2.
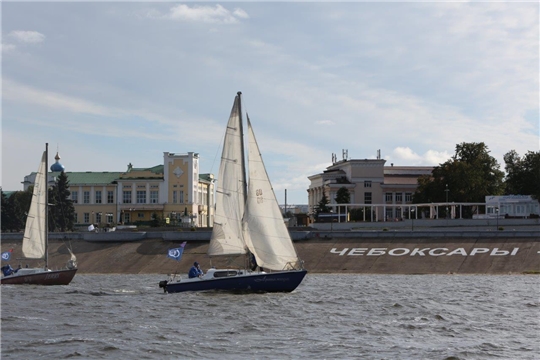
334 187 350 216
9 189 33 231
414 142 504 218
49 172 75 231
1 190 16 232
503 150 540 200
315 192 331 217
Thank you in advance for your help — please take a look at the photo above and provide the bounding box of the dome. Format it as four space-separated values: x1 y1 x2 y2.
50 152 65 172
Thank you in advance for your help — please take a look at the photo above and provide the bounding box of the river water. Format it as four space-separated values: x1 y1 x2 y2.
1 274 539 359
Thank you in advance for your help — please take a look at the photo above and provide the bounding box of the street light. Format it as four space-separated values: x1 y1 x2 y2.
411 208 415 231
445 184 449 219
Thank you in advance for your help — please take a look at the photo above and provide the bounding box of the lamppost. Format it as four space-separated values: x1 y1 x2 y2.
411 208 415 231
329 208 334 234
445 184 449 219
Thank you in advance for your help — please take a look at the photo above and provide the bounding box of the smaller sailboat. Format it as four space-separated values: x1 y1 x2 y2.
1 143 78 285
159 92 307 293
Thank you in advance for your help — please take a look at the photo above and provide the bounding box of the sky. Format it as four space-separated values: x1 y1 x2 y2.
2 1 539 205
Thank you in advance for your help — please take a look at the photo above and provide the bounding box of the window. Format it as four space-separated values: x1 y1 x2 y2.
385 192 393 202
364 192 372 204
138 212 145 219
180 191 184 203
106 213 113 223
96 213 102 223
107 191 114 204
83 191 90 204
137 191 146 204
173 190 177 204
123 191 132 204
396 193 402 202
364 181 372 188
84 213 90 223
71 191 78 204
95 190 102 204
124 213 130 223
405 193 412 202
74 213 78 223
150 191 158 204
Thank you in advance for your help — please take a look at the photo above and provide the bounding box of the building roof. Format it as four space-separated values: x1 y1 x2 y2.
50 171 123 185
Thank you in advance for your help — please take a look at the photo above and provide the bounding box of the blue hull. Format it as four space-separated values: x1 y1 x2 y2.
160 270 307 294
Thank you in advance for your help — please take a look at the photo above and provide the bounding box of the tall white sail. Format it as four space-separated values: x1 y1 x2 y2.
22 151 47 259
208 94 248 256
243 117 300 270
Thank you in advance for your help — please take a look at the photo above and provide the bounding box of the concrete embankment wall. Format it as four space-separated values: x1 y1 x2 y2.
2 231 538 275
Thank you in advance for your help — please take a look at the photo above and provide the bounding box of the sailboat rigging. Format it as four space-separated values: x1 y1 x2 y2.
1 143 78 285
159 92 307 293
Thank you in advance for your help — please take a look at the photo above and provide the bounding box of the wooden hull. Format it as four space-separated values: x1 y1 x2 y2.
0 268 77 285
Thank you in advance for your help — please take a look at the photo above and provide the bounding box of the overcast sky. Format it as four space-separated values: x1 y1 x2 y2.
2 1 538 204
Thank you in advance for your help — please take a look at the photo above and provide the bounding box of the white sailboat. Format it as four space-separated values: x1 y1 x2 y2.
1 143 77 285
160 92 307 293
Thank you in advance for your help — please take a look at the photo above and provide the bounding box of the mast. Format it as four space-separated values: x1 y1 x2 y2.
237 91 248 203
45 142 49 269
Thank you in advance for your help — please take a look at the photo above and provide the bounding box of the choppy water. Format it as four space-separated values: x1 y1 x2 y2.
1 274 539 359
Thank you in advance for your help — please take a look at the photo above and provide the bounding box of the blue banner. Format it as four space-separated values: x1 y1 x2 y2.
1 251 12 261
167 242 187 262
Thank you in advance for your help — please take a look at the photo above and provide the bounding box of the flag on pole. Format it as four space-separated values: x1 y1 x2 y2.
167 241 187 261
1 249 13 261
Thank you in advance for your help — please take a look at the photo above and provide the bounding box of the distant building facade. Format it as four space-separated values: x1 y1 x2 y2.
485 195 540 218
307 155 433 221
23 152 214 228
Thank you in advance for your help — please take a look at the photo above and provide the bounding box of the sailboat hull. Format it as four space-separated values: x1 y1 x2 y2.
161 269 307 294
0 268 78 285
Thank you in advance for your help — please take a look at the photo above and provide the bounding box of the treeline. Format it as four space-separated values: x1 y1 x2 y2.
1 172 75 232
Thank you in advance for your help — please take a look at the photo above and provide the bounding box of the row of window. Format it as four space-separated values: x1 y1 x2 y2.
70 190 164 205
71 191 114 204
122 190 160 204
70 187 210 205
75 211 147 224
385 192 413 203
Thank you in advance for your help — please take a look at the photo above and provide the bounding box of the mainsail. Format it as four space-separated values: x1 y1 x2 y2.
209 92 301 271
243 117 300 270
22 151 47 260
208 93 248 256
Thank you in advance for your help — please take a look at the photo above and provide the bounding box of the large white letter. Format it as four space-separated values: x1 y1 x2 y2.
348 248 368 256
330 248 349 256
410 248 430 256
446 248 468 256
429 248 448 256
367 248 387 256
470 248 490 256
388 248 410 256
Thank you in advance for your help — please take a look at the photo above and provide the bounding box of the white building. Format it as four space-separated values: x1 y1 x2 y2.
486 195 540 218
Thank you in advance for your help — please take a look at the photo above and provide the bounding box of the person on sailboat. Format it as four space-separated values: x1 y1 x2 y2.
188 262 204 278
2 265 14 276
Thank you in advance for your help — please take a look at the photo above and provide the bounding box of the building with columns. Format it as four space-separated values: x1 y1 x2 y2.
23 151 214 228
307 154 433 221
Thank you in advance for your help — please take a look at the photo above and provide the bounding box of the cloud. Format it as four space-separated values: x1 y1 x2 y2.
316 120 335 125
8 30 45 43
153 4 249 24
390 147 451 166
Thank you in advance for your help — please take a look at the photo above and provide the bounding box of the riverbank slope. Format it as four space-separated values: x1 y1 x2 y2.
2 234 538 275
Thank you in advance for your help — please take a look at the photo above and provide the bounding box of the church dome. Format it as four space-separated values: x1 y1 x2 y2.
50 152 65 172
